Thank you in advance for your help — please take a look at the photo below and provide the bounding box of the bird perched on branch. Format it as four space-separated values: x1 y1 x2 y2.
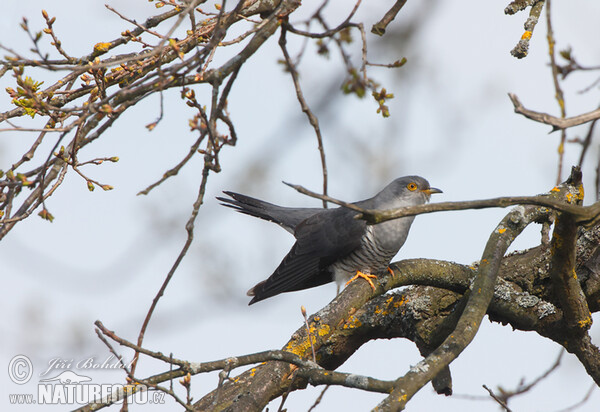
218 176 441 305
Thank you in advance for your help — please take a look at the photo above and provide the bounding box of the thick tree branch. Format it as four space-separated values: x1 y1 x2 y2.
376 201 544 410
549 172 591 331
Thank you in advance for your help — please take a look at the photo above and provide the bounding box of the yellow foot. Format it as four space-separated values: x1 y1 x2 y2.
387 266 396 278
345 270 377 291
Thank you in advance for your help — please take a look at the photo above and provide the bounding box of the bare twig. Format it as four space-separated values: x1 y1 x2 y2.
307 385 330 412
371 0 408 36
283 180 600 228
545 0 567 184
137 133 205 196
508 93 600 131
498 350 564 402
279 24 328 207
576 113 599 167
301 306 317 363
95 320 188 368
553 383 597 412
483 385 513 412
130 155 212 374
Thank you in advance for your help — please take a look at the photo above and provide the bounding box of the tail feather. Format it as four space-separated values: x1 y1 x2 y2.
217 191 284 227
217 191 321 233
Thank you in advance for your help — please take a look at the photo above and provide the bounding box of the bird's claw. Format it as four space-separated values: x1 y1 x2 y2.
387 266 396 278
346 270 377 291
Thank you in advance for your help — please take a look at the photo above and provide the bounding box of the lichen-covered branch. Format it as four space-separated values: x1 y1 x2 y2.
548 170 591 331
505 0 545 59
375 201 545 410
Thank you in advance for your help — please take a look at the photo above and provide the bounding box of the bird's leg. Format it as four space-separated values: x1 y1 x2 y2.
387 266 396 278
345 270 377 291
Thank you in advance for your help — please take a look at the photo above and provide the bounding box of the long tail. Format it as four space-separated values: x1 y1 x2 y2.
217 191 319 233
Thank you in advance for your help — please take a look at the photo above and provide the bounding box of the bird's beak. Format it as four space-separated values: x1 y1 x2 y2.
421 187 442 195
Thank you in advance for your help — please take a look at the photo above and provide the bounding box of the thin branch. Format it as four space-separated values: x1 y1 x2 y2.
283 181 600 228
307 385 330 412
285 1 362 39
95 320 188 368
371 0 408 36
546 0 567 184
483 385 513 412
507 0 545 59
137 133 205 196
509 93 600 131
130 157 212 374
279 24 328 207
105 5 166 41
497 350 564 401
553 383 597 412
577 112 599 167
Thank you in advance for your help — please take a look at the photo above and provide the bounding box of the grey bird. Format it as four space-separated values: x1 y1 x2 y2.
218 176 441 305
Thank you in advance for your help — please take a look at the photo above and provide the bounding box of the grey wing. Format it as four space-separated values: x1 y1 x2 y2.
248 208 366 304
217 191 321 233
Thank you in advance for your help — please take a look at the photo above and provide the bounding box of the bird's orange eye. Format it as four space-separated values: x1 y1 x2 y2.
407 182 417 191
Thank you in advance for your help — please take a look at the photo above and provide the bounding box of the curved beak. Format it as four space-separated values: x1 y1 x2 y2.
421 187 443 195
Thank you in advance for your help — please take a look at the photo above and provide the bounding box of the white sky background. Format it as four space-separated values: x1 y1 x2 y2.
1 1 599 411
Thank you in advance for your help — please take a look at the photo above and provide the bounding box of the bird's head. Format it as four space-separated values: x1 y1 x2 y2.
380 176 442 207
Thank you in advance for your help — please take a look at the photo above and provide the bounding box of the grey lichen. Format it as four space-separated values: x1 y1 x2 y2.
345 374 370 390
536 301 557 319
516 294 540 308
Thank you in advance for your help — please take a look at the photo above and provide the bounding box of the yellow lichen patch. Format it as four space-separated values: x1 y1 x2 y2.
551 186 560 192
578 316 592 329
498 228 506 234
93 42 111 53
398 394 408 402
316 324 330 337
250 368 257 377
284 337 312 357
393 295 409 308
342 315 363 330
283 323 330 356
576 184 585 201
521 30 532 40
566 192 574 203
